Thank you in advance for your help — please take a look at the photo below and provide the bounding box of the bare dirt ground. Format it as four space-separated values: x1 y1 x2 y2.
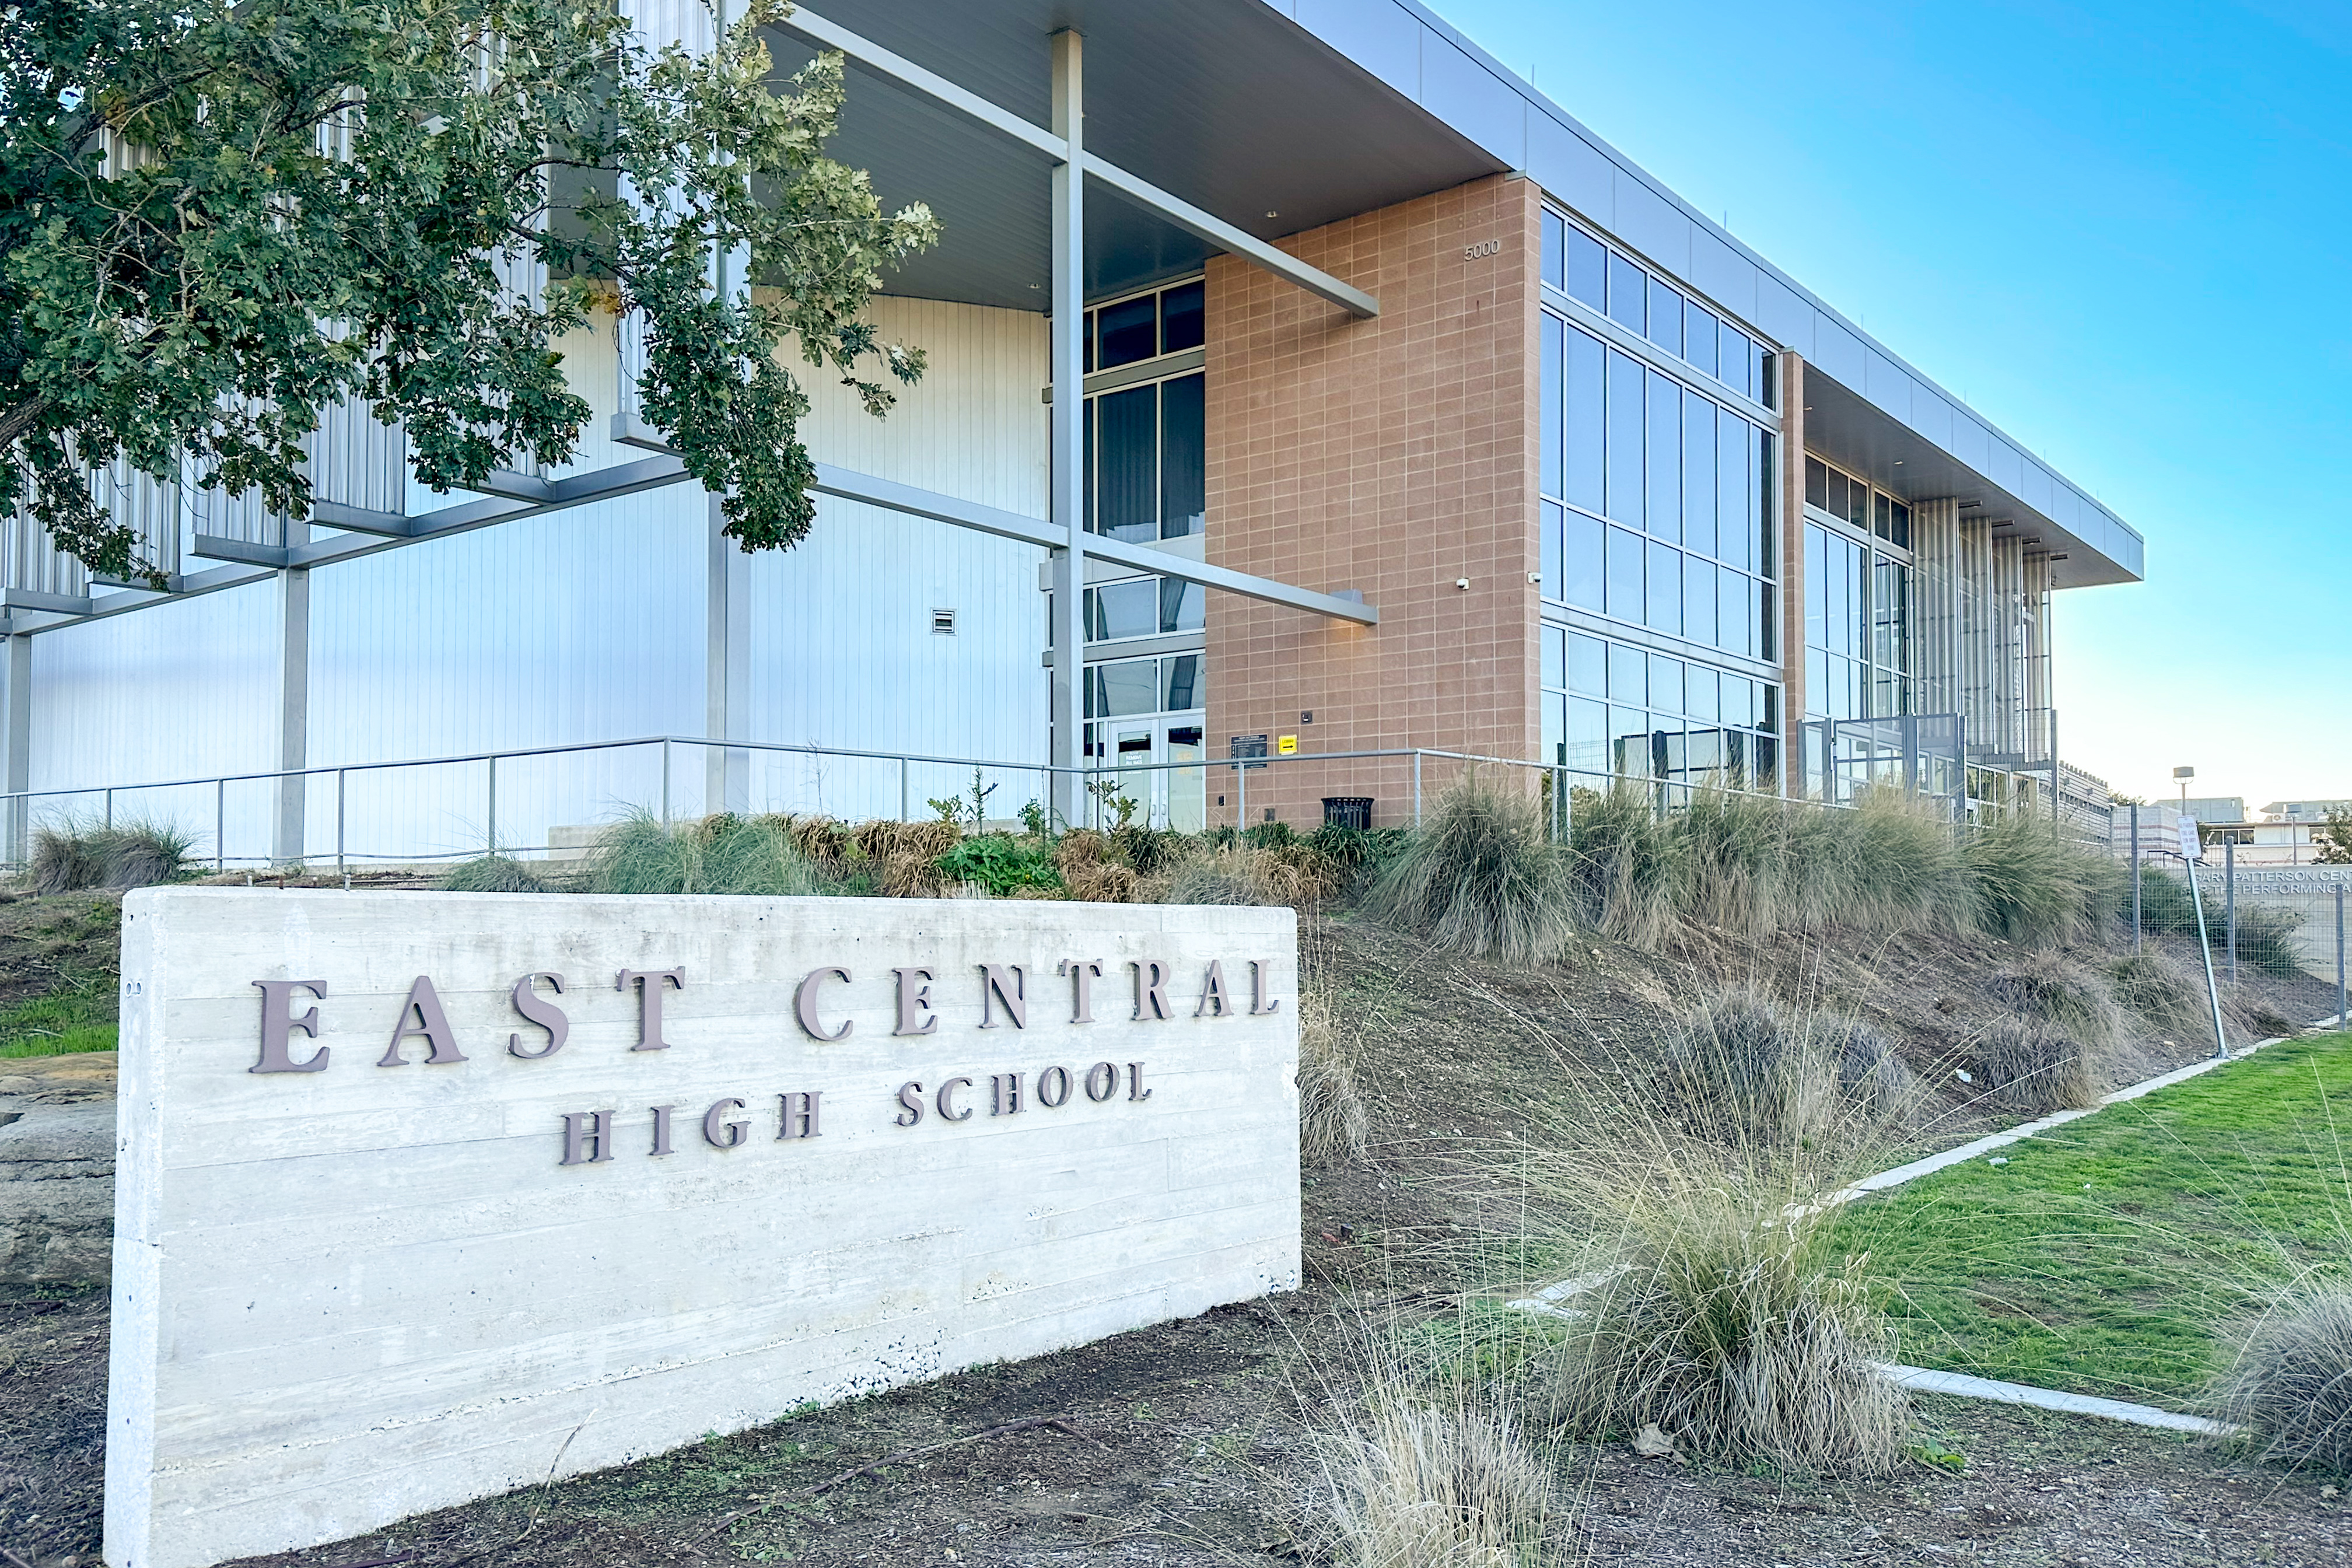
1 904 2343 1568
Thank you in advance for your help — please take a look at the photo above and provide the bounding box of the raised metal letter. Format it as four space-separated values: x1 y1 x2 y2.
979 964 1027 1030
935 1076 974 1122
1058 958 1102 1023
650 1103 676 1156
379 975 467 1066
778 1090 822 1140
508 972 568 1059
895 1081 925 1127
1129 959 1171 1020
1128 1062 1152 1102
617 967 684 1050
251 979 329 1073
1084 1061 1118 1102
702 1097 748 1149
794 967 853 1041
1038 1065 1073 1108
561 1109 614 1166
1250 959 1282 1016
1195 960 1231 1019
894 967 940 1035
991 1072 1025 1116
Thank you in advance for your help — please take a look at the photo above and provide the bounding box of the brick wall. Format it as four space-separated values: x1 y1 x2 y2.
1203 175 1541 831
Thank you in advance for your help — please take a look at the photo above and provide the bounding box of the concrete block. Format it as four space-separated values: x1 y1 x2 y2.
104 889 1299 1568
0 1099 116 1283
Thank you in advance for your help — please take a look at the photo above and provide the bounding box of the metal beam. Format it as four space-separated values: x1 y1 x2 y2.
811 463 1376 626
776 5 1377 321
1047 28 1087 827
1084 162 1378 320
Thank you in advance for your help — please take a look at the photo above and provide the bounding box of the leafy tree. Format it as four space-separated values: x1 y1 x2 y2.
2315 808 2352 866
1 0 936 585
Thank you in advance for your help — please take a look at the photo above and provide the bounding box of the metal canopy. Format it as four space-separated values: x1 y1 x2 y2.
1801 369 2140 589
764 0 1501 309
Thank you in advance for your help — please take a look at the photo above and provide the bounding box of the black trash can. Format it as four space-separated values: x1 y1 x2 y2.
1322 796 1374 830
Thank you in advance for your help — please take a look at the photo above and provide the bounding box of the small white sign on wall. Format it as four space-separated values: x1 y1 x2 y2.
106 890 1299 1568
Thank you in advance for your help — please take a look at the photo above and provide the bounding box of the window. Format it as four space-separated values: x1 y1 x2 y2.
1541 624 1782 788
1084 653 1205 718
1085 575 1203 640
1085 368 1207 543
1607 253 1645 332
1160 281 1205 353
1097 295 1158 368
1542 207 1774 404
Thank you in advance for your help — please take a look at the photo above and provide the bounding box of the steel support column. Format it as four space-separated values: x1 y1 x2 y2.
1046 29 1088 829
706 499 752 817
1 634 28 864
272 564 310 866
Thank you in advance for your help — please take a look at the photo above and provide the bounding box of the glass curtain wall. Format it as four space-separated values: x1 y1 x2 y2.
1537 208 1782 793
1072 277 1210 828
1801 455 1918 798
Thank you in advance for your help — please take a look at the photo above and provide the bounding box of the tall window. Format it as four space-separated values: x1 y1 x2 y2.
1801 456 1913 722
1083 279 1206 544
1539 624 1779 790
1537 306 1780 668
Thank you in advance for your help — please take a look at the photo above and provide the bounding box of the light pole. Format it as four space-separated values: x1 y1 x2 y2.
2174 764 2194 810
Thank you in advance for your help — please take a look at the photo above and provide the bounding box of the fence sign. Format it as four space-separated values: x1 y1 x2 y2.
106 890 1299 1568
2178 815 2202 862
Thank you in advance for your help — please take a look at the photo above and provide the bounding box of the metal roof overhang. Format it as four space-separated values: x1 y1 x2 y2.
1801 369 2141 589
762 0 1504 308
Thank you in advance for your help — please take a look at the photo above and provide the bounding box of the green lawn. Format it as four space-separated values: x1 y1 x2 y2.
1829 1031 2352 1407
0 981 117 1057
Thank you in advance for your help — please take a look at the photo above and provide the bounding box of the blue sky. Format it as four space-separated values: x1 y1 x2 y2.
1432 0 2351 811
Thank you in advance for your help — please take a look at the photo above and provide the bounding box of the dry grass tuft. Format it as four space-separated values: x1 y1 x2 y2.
1155 844 1319 908
1988 951 2127 1054
1967 1016 2099 1115
1666 990 1838 1146
2214 1283 2352 1475
1055 830 1141 904
1298 981 1369 1164
1313 1395 1556 1568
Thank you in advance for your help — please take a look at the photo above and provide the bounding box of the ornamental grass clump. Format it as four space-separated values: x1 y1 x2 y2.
1666 990 1839 1147
1562 782 1679 948
1962 811 2115 946
2214 1283 2352 1475
1297 978 1370 1164
1987 950 2126 1055
1675 785 1791 937
582 811 830 896
1364 778 1575 963
1966 1015 2099 1115
1312 1395 1556 1568
32 816 194 892
2108 946 2216 1041
438 854 559 893
1534 1140 1909 1474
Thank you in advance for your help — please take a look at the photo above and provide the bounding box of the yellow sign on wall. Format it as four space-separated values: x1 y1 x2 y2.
1276 734 1298 755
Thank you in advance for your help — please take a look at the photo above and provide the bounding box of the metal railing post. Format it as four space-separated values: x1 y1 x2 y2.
104 788 114 830
215 778 226 873
487 755 498 857
337 769 346 876
661 740 671 828
2338 883 2347 1030
2225 838 2237 984
2129 802 2141 954
1237 754 1247 829
1412 751 1423 828
901 757 911 824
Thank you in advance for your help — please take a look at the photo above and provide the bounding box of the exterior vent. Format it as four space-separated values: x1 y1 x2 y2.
932 608 957 635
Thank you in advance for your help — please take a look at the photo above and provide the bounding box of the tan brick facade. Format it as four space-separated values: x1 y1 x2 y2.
1203 175 1542 830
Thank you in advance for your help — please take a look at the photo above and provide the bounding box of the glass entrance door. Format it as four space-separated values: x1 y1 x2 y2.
1083 718 1208 831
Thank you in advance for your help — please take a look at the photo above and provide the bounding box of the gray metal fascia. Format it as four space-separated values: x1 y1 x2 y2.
780 5 1377 321
810 462 1378 626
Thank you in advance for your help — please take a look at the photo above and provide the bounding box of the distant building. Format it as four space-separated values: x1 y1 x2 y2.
2263 800 2352 823
2178 796 2247 825
2056 762 2113 840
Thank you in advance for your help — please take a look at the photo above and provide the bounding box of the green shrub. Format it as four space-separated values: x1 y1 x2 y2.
1364 778 1576 964
582 812 830 896
439 855 559 893
934 833 1062 896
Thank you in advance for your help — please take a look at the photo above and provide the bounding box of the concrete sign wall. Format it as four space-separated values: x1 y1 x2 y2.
106 890 1298 1568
